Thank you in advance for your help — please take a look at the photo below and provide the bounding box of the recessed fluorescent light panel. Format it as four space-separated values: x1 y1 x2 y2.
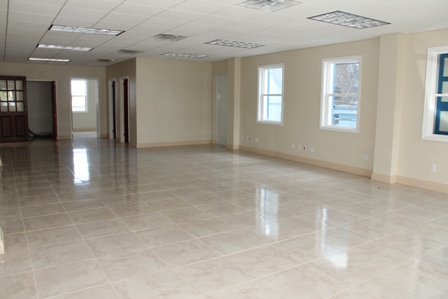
205 39 264 49
29 58 70 63
308 11 390 29
238 0 301 12
154 34 188 41
162 52 208 59
37 44 92 52
49 25 124 36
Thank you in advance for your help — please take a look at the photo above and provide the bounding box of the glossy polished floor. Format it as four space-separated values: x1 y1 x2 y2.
1 136 448 299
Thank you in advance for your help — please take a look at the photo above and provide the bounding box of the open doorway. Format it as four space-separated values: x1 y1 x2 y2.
27 80 58 140
70 78 98 139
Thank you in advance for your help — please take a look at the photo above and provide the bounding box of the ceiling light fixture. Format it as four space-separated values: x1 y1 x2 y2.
49 25 124 36
154 34 188 41
37 44 93 52
237 0 301 12
308 11 390 29
29 57 70 63
162 52 208 58
205 39 264 49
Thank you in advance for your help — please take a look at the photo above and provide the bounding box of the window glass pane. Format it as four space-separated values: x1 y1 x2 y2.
0 80 6 90
439 111 448 132
71 80 87 96
442 81 448 94
0 91 7 101
8 91 15 101
263 95 282 122
265 68 282 94
15 80 23 91
72 96 87 112
16 91 23 101
7 80 15 90
9 102 16 112
332 62 359 94
17 102 24 112
444 57 448 77
441 96 448 103
331 96 358 127
1 102 7 112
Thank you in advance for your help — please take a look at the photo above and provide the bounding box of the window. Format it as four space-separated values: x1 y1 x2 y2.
321 56 361 132
71 79 87 112
258 64 284 124
423 46 448 142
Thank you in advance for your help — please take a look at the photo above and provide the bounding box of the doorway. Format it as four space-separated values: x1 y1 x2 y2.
70 78 98 139
215 74 228 146
26 80 58 140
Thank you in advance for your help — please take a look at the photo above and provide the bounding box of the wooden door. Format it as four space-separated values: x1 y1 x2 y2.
0 76 29 142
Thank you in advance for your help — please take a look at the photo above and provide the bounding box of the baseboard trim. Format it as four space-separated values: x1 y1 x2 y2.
226 144 240 151
239 145 372 177
57 136 72 140
135 140 212 149
72 128 97 132
396 176 448 194
371 173 398 184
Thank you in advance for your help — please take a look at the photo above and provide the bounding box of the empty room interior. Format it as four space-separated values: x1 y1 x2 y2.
0 0 448 298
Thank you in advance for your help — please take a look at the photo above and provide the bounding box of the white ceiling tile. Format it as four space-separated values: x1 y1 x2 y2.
249 12 303 25
110 3 165 16
195 15 241 27
169 0 228 14
197 0 246 6
156 9 206 23
124 0 185 8
64 0 123 11
376 0 448 10
8 20 49 30
411 2 448 20
347 2 404 20
57 7 109 20
307 0 374 10
8 12 55 24
275 3 327 18
93 21 137 31
52 17 97 28
99 12 150 25
9 2 62 16
12 0 67 6
213 6 268 20
140 17 187 31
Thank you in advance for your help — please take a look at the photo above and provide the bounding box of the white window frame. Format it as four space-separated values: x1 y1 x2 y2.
71 79 88 113
422 45 448 142
320 56 362 133
257 63 284 125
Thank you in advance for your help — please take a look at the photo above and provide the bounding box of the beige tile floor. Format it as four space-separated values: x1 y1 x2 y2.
1 137 448 299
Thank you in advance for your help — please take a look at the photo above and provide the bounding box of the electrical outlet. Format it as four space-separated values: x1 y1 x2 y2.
297 144 301 150
310 147 315 153
363 154 369 161
431 164 437 173
255 137 258 143
303 146 307 151
291 143 295 149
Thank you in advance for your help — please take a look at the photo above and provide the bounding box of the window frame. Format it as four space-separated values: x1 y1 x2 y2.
71 79 88 113
422 45 448 142
320 55 362 133
257 63 284 125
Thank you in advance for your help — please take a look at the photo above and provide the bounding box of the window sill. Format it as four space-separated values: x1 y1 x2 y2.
422 134 448 142
257 120 283 126
320 125 358 133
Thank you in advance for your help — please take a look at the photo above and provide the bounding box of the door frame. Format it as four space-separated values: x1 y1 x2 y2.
108 79 117 139
69 77 100 138
119 76 130 143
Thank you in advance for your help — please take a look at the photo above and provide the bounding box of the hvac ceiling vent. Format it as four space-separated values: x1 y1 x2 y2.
118 49 144 55
237 0 301 12
97 58 115 62
154 34 188 41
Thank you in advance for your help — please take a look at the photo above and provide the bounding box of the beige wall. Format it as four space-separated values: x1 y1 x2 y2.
106 59 137 144
397 28 448 186
72 79 97 132
0 62 107 139
238 38 380 172
134 58 212 147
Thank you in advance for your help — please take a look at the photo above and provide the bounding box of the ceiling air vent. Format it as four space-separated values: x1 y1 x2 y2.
154 34 188 41
118 49 144 55
237 0 301 12
97 59 115 62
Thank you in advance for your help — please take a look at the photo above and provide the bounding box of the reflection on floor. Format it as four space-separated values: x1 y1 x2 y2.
0 137 447 299
73 131 97 139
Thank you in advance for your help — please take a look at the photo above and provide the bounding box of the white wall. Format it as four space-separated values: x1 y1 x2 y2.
135 58 212 147
237 38 380 174
72 79 97 132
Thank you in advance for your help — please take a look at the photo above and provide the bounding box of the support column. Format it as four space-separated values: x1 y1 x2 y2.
226 58 242 150
371 33 405 183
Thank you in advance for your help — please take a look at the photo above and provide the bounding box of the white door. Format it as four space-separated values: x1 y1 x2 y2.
215 74 228 145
